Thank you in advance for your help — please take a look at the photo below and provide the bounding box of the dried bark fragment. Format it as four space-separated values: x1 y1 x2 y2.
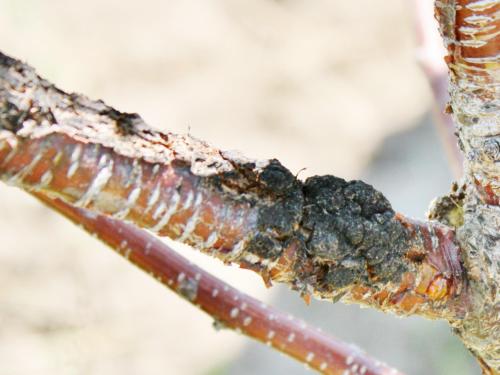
428 182 466 228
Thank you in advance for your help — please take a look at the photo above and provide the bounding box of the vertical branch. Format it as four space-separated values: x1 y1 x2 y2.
35 193 404 375
435 0 499 372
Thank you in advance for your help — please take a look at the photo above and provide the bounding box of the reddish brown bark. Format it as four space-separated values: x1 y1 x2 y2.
0 0 498 370
35 193 405 375
0 52 467 324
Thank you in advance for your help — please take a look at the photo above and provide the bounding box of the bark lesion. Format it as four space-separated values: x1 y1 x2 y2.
299 176 409 290
203 156 441 308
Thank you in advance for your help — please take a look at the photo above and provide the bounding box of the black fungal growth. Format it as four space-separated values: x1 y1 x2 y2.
246 160 304 260
233 159 410 293
300 176 409 290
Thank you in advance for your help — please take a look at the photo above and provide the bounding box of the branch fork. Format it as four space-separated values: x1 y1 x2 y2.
0 0 498 371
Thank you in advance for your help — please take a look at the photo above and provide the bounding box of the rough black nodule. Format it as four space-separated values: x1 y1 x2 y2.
247 160 304 260
213 158 409 293
245 164 410 289
300 176 409 290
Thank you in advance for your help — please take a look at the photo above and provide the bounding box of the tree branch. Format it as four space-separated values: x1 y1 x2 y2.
34 192 404 375
0 51 467 323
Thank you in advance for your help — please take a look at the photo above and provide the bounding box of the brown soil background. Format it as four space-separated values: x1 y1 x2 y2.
0 1 479 374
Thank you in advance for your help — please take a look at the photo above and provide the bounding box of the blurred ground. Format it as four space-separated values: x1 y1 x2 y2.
0 0 479 374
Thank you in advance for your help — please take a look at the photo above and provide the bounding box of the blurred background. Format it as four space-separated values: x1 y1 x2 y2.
0 0 479 374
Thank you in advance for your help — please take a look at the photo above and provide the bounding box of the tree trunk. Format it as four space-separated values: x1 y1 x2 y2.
434 1 499 372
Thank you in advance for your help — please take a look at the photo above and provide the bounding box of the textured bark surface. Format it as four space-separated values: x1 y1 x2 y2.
0 51 468 324
0 0 498 369
435 1 499 372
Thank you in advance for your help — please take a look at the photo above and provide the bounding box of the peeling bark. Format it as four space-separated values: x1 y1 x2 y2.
434 0 500 372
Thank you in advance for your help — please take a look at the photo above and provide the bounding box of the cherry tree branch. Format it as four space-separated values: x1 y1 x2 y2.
0 51 467 323
2 0 498 369
34 192 404 375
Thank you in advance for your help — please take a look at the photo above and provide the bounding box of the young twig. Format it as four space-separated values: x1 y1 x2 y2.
35 193 405 375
